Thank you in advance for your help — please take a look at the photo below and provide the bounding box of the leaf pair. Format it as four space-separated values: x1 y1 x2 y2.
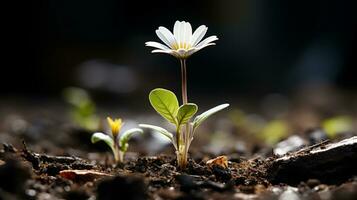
141 88 229 147
91 128 143 153
149 88 198 127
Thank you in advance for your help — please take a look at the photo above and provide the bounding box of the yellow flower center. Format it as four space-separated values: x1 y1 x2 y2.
107 117 122 137
173 42 192 50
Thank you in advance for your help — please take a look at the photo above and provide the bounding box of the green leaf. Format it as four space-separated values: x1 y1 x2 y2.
91 132 115 152
139 124 173 141
149 88 179 124
193 104 229 131
63 87 92 107
119 128 143 152
177 103 198 126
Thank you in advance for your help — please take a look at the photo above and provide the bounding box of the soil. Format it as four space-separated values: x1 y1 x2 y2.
1 138 357 200
1 101 357 200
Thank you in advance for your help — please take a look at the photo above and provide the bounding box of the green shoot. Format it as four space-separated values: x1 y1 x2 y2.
91 117 143 163
63 87 99 130
140 88 229 169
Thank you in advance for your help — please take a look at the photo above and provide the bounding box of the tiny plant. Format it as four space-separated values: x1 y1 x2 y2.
91 117 143 163
63 87 99 130
141 21 229 169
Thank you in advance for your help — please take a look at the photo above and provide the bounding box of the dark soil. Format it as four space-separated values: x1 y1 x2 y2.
1 101 357 200
1 137 357 200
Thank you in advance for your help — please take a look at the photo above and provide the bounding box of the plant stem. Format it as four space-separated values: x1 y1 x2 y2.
113 145 120 163
113 138 123 163
180 59 188 105
179 59 189 169
118 150 124 163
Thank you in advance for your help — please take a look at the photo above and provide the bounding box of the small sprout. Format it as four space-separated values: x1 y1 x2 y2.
63 87 99 130
143 20 229 169
91 117 143 163
260 119 289 145
140 88 229 169
322 116 353 138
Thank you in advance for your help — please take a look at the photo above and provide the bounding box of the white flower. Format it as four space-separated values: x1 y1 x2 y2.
145 20 218 59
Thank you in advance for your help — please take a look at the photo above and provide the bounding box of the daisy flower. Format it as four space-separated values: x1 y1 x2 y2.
145 20 218 59
143 20 227 169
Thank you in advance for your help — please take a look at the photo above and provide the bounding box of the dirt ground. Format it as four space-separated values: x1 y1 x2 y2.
0 99 356 200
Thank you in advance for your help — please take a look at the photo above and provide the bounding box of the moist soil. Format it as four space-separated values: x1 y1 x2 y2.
1 139 357 200
0 103 357 200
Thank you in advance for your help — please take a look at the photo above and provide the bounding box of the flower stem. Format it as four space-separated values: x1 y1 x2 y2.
178 59 189 169
113 138 123 163
113 145 120 163
180 59 188 104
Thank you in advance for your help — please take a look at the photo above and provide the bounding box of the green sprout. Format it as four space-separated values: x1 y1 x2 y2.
142 21 229 169
91 117 143 163
63 87 99 131
322 116 353 138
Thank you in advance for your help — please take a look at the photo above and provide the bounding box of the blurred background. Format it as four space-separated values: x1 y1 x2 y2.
1 0 356 157
3 0 357 95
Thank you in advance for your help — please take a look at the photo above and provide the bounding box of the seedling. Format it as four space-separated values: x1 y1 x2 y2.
141 21 229 169
91 117 143 163
63 87 99 131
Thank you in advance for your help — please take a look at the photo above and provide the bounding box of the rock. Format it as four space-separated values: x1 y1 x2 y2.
176 174 199 192
176 174 233 193
211 165 232 182
306 179 320 188
96 175 147 200
206 155 228 169
59 169 112 182
331 182 357 200
273 135 307 156
0 158 31 197
279 187 301 200
308 129 328 144
268 136 357 185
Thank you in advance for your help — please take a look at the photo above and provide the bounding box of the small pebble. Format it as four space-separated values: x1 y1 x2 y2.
318 188 331 200
306 179 320 188
274 135 307 156
37 193 52 200
308 129 328 144
26 189 37 197
279 187 301 200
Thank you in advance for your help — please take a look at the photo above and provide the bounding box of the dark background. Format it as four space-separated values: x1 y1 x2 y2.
2 0 357 102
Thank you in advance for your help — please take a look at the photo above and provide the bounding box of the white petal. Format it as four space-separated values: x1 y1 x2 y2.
152 49 178 57
185 48 199 57
196 43 216 50
145 41 170 50
153 49 187 59
158 26 177 47
184 22 192 45
185 43 216 57
173 21 181 41
174 21 184 45
152 49 172 54
191 25 207 46
155 29 173 48
171 51 182 58
196 36 218 48
179 21 186 47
